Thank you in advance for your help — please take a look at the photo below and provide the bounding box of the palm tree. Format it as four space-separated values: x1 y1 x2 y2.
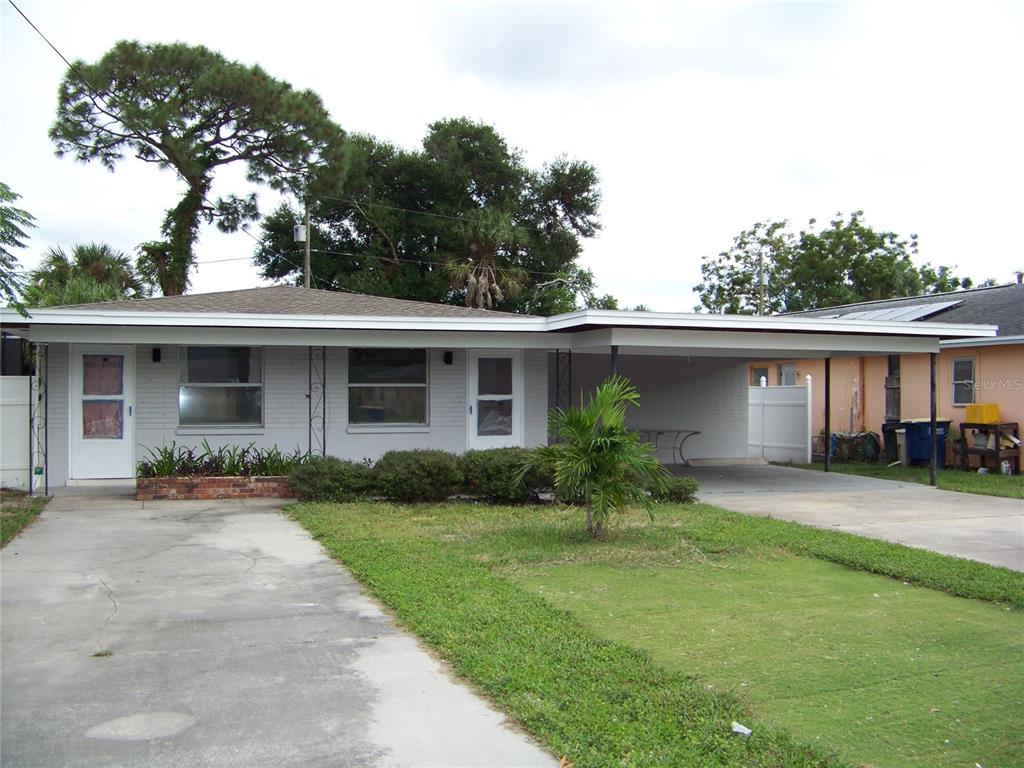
22 243 149 307
530 375 667 539
446 209 527 309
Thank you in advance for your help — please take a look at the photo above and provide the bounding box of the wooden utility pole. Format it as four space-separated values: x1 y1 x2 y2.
303 204 311 289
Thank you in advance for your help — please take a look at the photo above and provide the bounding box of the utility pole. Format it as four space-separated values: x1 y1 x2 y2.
757 246 765 316
303 202 311 290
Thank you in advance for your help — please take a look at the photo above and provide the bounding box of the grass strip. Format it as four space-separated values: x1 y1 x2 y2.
0 490 47 548
793 461 1024 499
292 502 849 768
670 503 1024 605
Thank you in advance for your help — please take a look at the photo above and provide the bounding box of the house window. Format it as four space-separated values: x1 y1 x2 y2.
952 358 975 406
884 355 901 421
778 363 797 387
751 366 769 386
348 348 428 424
179 346 263 426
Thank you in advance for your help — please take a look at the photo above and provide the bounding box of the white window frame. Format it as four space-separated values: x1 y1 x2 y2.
778 363 797 387
178 346 264 427
347 348 430 427
951 357 975 407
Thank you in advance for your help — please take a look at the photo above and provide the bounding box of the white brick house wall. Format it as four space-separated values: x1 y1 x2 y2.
549 353 750 460
44 343 551 485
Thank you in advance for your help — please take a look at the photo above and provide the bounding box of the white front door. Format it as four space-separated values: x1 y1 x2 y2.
467 350 524 450
70 345 135 479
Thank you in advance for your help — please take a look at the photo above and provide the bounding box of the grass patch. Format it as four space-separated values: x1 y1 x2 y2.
515 559 1023 768
0 489 47 547
293 502 846 767
794 461 1024 499
289 501 1024 766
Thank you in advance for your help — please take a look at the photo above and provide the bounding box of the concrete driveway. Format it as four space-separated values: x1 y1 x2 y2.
677 465 1023 571
1 494 555 768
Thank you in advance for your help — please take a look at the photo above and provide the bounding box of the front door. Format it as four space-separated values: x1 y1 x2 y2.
70 345 135 479
467 350 523 450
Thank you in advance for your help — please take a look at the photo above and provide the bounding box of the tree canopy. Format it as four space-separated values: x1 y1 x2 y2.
50 40 346 296
1 181 34 314
254 118 612 314
694 212 973 314
22 243 150 307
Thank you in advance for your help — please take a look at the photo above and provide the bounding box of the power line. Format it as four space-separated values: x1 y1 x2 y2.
9 2 583 294
321 196 472 224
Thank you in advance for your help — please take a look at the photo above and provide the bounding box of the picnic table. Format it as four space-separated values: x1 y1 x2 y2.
634 427 702 466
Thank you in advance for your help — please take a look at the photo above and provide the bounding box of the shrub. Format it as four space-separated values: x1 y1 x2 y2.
250 446 309 476
460 448 553 502
375 450 462 502
539 376 667 538
652 475 699 504
138 442 310 478
289 456 375 502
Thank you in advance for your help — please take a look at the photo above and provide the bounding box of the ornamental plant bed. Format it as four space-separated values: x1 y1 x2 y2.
136 475 294 501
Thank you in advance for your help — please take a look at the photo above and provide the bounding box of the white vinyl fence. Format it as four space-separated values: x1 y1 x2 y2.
748 375 812 463
1 376 30 490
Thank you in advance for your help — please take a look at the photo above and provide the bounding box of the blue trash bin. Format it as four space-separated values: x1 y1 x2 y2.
901 419 950 467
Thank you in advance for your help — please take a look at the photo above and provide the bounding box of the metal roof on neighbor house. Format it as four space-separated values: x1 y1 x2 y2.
789 282 1024 336
61 285 536 319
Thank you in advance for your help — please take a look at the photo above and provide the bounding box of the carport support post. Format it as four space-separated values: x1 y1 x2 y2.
610 345 619 376
929 352 938 487
824 358 831 472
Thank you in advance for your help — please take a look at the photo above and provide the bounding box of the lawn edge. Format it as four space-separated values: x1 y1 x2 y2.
286 502 853 768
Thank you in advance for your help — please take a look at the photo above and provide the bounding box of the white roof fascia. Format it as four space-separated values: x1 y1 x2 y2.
545 309 996 338
17 324 571 350
1 305 997 340
940 334 1024 348
0 307 547 332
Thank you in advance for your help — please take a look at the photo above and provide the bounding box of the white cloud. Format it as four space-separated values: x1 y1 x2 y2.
2 0 1021 309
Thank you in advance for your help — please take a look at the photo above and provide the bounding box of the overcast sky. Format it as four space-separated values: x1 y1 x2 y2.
3 0 1022 310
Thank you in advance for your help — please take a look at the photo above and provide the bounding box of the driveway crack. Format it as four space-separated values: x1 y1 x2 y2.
97 578 118 649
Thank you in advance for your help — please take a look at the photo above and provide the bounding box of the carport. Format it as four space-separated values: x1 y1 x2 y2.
545 310 996 483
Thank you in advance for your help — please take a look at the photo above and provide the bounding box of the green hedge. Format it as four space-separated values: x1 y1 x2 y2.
652 475 699 503
289 456 375 502
287 447 697 506
375 449 463 502
459 448 553 502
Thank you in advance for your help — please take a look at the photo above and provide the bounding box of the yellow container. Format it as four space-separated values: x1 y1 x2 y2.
966 404 1000 424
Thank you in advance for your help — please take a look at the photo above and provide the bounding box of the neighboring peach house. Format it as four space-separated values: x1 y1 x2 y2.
748 281 1023 462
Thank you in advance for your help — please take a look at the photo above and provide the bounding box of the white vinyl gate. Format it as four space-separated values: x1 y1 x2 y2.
748 375 812 463
1 376 30 490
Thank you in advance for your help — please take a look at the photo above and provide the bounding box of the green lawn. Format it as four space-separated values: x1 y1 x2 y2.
290 501 1024 768
0 489 47 547
795 461 1024 499
515 558 1021 768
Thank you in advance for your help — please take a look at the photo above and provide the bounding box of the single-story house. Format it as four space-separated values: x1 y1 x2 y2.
747 280 1023 461
0 286 996 490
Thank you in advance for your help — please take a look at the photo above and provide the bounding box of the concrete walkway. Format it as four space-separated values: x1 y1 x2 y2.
1 496 556 768
677 465 1024 571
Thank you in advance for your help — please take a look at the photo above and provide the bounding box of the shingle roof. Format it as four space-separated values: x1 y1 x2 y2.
63 285 535 319
789 282 1023 336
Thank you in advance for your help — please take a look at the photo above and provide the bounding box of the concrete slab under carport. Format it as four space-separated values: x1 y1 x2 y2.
672 464 1024 571
1 495 556 768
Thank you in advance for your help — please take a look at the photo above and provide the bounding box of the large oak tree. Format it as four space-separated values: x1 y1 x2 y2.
694 212 973 314
254 118 612 314
50 41 346 295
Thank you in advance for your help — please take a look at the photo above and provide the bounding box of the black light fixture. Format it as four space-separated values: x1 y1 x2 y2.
443 351 454 365
152 347 161 363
